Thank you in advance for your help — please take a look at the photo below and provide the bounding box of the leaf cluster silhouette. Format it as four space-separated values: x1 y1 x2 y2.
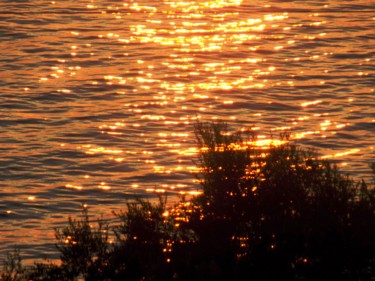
1 122 375 281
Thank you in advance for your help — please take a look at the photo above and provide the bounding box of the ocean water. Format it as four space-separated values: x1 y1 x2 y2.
0 0 374 262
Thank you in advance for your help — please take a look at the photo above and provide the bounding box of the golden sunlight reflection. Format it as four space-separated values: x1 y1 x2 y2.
301 100 322 107
79 145 123 155
101 0 290 98
98 182 111 190
322 149 361 159
38 0 373 201
65 184 83 190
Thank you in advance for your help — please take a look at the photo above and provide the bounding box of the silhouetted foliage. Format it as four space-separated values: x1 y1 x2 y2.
108 197 175 280
1 121 374 281
0 250 24 281
24 262 64 281
190 122 375 281
54 207 111 280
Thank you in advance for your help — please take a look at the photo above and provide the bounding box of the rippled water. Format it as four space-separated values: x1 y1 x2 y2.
0 0 374 262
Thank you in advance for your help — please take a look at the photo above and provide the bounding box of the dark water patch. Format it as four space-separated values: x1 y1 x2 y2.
217 101 299 112
0 31 32 40
0 118 47 126
69 111 130 122
63 162 118 174
79 162 135 174
21 47 60 54
40 158 77 168
294 83 336 90
356 35 375 41
73 83 135 94
335 4 375 11
1 100 35 110
331 52 374 59
33 93 80 104
345 122 375 132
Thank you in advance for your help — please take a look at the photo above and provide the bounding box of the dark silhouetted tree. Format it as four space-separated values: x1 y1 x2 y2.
2 121 374 281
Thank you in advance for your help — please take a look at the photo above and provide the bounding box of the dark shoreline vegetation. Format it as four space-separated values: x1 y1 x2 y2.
2 122 375 281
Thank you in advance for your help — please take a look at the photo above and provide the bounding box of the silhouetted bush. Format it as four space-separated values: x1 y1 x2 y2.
54 207 111 280
0 250 24 281
1 121 374 281
108 197 176 280
189 122 375 281
24 262 64 281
